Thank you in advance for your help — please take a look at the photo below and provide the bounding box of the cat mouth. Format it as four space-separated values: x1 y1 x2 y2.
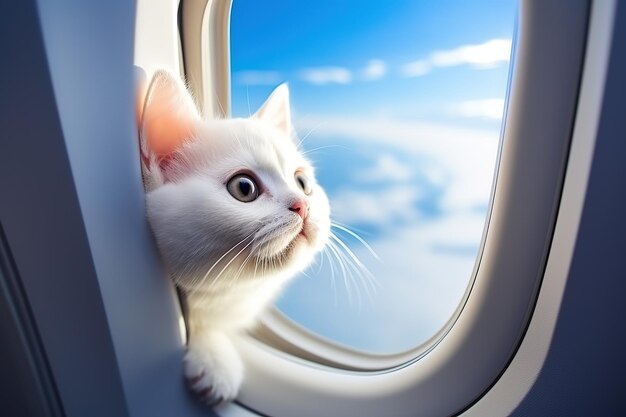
294 220 313 245
278 225 308 255
255 221 310 265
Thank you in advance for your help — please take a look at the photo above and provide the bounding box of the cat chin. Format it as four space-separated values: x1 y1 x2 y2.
261 233 312 269
170 235 316 293
267 216 331 267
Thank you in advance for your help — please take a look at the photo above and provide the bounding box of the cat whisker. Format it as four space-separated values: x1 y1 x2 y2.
193 232 256 289
301 144 349 157
328 220 381 299
253 251 260 280
295 122 322 149
330 232 379 290
326 232 379 313
322 246 338 306
209 238 255 288
330 232 379 297
195 232 254 284
231 245 259 285
331 222 380 262
334 239 366 303
198 239 256 305
315 245 325 275
331 220 370 237
326 239 355 307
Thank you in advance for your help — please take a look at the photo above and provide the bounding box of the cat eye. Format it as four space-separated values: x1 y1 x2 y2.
295 171 312 195
227 174 259 202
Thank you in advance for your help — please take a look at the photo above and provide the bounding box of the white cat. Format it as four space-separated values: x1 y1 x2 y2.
138 71 331 404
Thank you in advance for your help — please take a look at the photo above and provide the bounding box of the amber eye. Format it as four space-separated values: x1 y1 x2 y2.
227 174 259 202
295 171 312 195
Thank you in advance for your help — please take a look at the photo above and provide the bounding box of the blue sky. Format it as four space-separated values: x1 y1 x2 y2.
230 1 516 353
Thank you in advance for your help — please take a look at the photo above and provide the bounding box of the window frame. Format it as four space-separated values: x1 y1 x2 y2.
180 0 232 119
464 0 617 413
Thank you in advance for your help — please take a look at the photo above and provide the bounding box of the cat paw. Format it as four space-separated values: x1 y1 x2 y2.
184 369 228 405
184 339 243 405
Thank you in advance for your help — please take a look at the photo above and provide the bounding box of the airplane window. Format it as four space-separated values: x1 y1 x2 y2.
231 0 516 354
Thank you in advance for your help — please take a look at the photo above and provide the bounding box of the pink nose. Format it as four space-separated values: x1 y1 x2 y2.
289 200 309 220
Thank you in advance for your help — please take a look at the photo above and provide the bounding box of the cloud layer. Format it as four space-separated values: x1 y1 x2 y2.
356 154 414 182
279 115 500 352
402 39 512 77
451 98 505 119
297 114 499 212
233 38 511 86
299 66 352 85
233 70 283 86
331 185 422 226
361 59 387 81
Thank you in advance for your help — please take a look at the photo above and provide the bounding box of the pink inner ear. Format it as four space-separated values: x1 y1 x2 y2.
140 71 199 163
144 104 194 157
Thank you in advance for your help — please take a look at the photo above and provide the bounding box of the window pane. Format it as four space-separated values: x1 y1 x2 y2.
230 0 516 354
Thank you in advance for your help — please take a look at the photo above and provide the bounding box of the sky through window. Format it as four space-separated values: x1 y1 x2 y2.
230 0 516 354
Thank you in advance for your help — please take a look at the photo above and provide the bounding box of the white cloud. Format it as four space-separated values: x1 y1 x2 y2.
402 38 512 77
233 70 283 86
282 114 499 351
451 98 505 119
296 114 499 211
416 210 487 248
361 59 387 81
431 39 512 68
330 186 421 226
356 154 414 182
341 212 485 350
299 67 352 85
401 60 432 77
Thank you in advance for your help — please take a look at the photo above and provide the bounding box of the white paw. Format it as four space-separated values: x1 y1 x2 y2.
184 333 243 405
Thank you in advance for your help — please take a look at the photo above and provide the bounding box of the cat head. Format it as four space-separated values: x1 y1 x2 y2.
139 71 330 291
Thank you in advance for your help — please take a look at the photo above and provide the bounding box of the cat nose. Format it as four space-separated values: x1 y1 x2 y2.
289 200 309 220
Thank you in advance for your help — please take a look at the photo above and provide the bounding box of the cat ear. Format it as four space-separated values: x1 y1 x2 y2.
253 83 293 136
139 70 200 164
